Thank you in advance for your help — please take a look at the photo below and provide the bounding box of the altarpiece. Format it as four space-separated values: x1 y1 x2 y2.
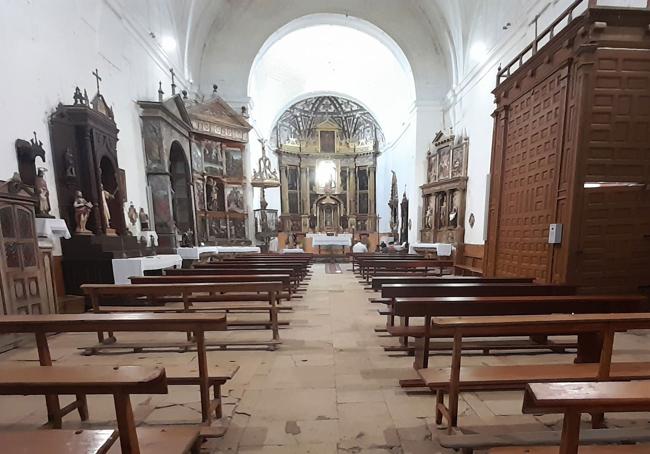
420 131 468 245
273 96 382 237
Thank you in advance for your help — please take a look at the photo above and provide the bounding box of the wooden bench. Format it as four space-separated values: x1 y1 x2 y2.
167 268 302 292
82 282 284 349
453 264 483 276
381 283 575 351
130 274 295 300
0 365 199 454
351 253 424 272
487 381 650 454
370 276 535 292
420 313 650 432
0 313 230 426
358 259 455 283
391 295 646 368
196 261 309 280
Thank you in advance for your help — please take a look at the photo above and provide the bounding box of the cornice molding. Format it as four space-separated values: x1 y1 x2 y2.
103 0 192 92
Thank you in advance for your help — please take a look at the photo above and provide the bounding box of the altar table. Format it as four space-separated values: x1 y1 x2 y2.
112 254 183 284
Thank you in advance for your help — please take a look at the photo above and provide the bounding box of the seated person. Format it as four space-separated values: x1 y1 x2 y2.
379 241 388 253
352 240 368 253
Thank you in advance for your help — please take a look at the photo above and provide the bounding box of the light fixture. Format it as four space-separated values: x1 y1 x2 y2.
469 42 488 63
161 36 177 52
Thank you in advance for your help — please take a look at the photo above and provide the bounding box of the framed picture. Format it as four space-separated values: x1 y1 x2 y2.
438 147 451 180
451 143 467 178
225 147 244 178
428 154 438 183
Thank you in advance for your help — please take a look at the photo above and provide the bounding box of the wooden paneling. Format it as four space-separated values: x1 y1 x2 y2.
486 5 650 293
492 69 568 281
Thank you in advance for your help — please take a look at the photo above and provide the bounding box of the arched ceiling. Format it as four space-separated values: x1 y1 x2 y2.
121 0 555 100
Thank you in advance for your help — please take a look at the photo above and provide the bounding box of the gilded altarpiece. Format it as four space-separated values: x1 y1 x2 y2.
139 91 251 248
420 131 468 245
273 96 382 235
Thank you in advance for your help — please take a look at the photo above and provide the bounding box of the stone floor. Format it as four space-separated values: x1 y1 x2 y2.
1 264 650 453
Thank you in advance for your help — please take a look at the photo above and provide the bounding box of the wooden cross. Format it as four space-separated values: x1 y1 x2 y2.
92 68 102 94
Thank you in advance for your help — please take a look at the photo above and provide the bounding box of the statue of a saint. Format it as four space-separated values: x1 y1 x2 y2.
400 191 409 244
34 168 52 217
73 190 93 234
425 205 433 229
139 208 150 231
100 184 116 231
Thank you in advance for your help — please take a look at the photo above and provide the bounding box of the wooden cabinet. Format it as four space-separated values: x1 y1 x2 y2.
485 2 650 293
0 179 50 351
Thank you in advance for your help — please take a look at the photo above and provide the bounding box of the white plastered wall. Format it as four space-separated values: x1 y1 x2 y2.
0 0 188 253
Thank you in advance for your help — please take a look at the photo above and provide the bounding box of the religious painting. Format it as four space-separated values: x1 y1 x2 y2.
194 178 206 211
224 147 243 178
428 154 438 183
319 131 335 153
438 148 451 180
451 146 465 178
287 167 299 191
196 138 225 176
229 218 246 239
206 177 225 212
191 141 204 173
208 218 228 239
226 185 245 213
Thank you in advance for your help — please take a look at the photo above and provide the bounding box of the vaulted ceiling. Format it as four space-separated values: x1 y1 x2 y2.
114 0 552 102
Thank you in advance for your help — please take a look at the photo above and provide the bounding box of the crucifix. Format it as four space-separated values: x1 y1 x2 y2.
92 68 102 94
169 68 176 95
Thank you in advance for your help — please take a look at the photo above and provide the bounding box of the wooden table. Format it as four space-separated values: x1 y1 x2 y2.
427 313 650 430
521 380 650 454
0 365 169 454
0 313 226 427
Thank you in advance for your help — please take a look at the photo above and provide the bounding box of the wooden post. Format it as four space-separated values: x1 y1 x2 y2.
35 332 62 429
194 330 211 423
559 411 581 454
113 392 140 454
448 331 463 430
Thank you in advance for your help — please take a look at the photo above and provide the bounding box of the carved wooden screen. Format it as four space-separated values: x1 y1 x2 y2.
492 69 568 281
573 49 650 293
0 203 47 315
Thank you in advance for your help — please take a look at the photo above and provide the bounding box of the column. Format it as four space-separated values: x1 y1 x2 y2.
300 166 310 215
368 166 376 215
280 165 289 214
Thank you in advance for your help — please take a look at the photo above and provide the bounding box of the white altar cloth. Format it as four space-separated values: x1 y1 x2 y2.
35 218 71 239
281 248 305 254
176 246 219 260
409 242 455 256
216 246 261 254
112 254 182 284
309 235 352 247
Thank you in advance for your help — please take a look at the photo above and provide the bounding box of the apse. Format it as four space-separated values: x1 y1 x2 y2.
247 14 417 231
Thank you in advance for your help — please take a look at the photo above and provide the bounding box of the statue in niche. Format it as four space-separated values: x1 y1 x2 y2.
437 192 447 229
73 190 93 234
388 171 398 237
425 204 433 229
400 191 409 244
227 187 244 213
139 208 150 231
34 168 52 217
100 184 116 231
207 178 222 211
127 203 137 226
448 190 460 228
64 148 77 178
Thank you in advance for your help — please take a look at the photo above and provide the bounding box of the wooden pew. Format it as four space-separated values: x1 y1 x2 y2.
358 258 455 283
391 294 646 369
168 267 302 292
420 312 650 433
350 253 423 272
381 283 575 350
195 261 309 280
0 365 200 454
370 275 535 292
82 282 284 350
130 274 296 300
484 381 650 454
0 313 231 427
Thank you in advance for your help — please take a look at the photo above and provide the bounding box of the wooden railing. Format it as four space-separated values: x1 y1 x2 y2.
496 0 650 85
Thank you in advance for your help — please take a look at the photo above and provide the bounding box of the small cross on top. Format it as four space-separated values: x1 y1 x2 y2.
92 68 102 94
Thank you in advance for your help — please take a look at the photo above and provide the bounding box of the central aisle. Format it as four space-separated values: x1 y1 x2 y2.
209 263 451 453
